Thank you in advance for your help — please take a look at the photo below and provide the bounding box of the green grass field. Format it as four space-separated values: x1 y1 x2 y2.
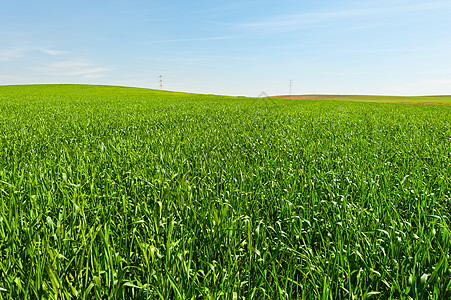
269 94 451 106
0 84 450 299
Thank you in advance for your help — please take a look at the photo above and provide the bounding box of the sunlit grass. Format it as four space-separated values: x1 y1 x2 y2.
271 94 451 106
0 84 450 299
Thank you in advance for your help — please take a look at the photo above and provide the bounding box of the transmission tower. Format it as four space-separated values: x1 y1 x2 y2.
158 75 163 89
289 80 293 94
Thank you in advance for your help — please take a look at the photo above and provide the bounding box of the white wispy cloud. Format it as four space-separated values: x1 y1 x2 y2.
1 47 69 61
47 61 91 69
40 61 112 78
423 68 451 74
238 1 451 32
0 74 34 82
146 36 238 43
0 48 27 62
386 79 451 95
40 48 69 56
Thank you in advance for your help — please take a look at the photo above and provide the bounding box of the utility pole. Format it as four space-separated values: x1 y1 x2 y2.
158 75 163 90
289 80 293 95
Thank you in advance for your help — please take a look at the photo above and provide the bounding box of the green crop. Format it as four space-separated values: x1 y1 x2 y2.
0 84 450 299
270 94 451 106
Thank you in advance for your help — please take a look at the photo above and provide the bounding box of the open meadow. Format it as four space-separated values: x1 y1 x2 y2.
268 94 451 106
0 84 450 299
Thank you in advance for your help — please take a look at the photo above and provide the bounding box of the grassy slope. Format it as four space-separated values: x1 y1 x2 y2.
270 94 451 106
0 84 450 299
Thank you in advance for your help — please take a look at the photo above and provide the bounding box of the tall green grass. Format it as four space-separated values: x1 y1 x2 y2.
0 84 450 299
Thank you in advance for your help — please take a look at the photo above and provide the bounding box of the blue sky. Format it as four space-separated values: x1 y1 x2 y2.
1 0 451 96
